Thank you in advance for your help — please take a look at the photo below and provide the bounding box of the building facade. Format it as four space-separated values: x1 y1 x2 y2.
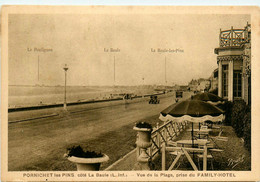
188 78 210 92
209 68 218 92
197 78 211 92
214 23 251 104
188 79 199 92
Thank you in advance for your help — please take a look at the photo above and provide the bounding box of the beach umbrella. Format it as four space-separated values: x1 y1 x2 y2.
191 92 225 105
192 92 226 127
160 100 224 122
159 100 224 146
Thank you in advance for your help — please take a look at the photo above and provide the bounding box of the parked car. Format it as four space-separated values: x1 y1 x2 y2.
123 93 133 100
149 95 160 104
176 91 183 98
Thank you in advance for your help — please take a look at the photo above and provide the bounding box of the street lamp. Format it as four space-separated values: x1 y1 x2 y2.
142 77 145 98
63 64 69 110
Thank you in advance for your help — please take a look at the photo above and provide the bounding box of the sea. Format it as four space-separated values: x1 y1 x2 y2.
8 85 158 108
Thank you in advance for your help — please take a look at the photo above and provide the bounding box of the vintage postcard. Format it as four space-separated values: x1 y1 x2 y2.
1 5 260 181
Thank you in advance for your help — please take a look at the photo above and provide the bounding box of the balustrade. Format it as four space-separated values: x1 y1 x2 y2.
219 24 250 48
134 120 188 170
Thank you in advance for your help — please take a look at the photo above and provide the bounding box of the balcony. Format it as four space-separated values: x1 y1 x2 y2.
219 24 251 48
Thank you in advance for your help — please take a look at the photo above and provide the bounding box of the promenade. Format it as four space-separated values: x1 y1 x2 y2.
9 92 192 171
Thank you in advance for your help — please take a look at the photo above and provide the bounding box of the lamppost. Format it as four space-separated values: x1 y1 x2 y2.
63 64 69 110
142 77 145 98
165 56 167 86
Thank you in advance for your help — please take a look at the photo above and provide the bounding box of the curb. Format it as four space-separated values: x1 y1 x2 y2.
8 93 174 124
8 92 169 112
69 97 148 114
104 148 137 171
9 113 59 123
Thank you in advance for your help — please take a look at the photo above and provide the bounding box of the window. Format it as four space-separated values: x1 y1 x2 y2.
233 70 242 98
222 65 228 97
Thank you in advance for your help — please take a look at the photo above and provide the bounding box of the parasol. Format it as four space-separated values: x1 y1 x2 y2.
159 100 224 146
191 92 225 105
160 100 224 123
192 92 226 127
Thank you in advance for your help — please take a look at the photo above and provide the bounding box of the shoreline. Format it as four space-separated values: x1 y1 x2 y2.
8 85 176 109
8 91 170 112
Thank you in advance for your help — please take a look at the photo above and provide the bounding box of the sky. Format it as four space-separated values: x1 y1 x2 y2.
8 13 250 86
1 0 259 6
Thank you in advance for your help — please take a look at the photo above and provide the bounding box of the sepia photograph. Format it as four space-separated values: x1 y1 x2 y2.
1 5 260 181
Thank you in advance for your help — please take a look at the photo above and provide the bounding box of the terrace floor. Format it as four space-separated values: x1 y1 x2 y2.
107 123 251 171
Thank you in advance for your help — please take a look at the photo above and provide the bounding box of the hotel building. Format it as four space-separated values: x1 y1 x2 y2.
214 23 251 104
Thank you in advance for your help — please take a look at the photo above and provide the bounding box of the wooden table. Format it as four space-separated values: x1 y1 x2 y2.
176 139 209 147
187 129 212 139
187 129 212 132
163 139 223 171
176 139 209 170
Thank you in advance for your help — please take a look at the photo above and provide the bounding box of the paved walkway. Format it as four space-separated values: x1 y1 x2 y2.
8 94 178 171
105 149 137 171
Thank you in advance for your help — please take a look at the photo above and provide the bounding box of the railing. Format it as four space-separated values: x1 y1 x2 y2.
219 24 250 48
136 120 188 160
